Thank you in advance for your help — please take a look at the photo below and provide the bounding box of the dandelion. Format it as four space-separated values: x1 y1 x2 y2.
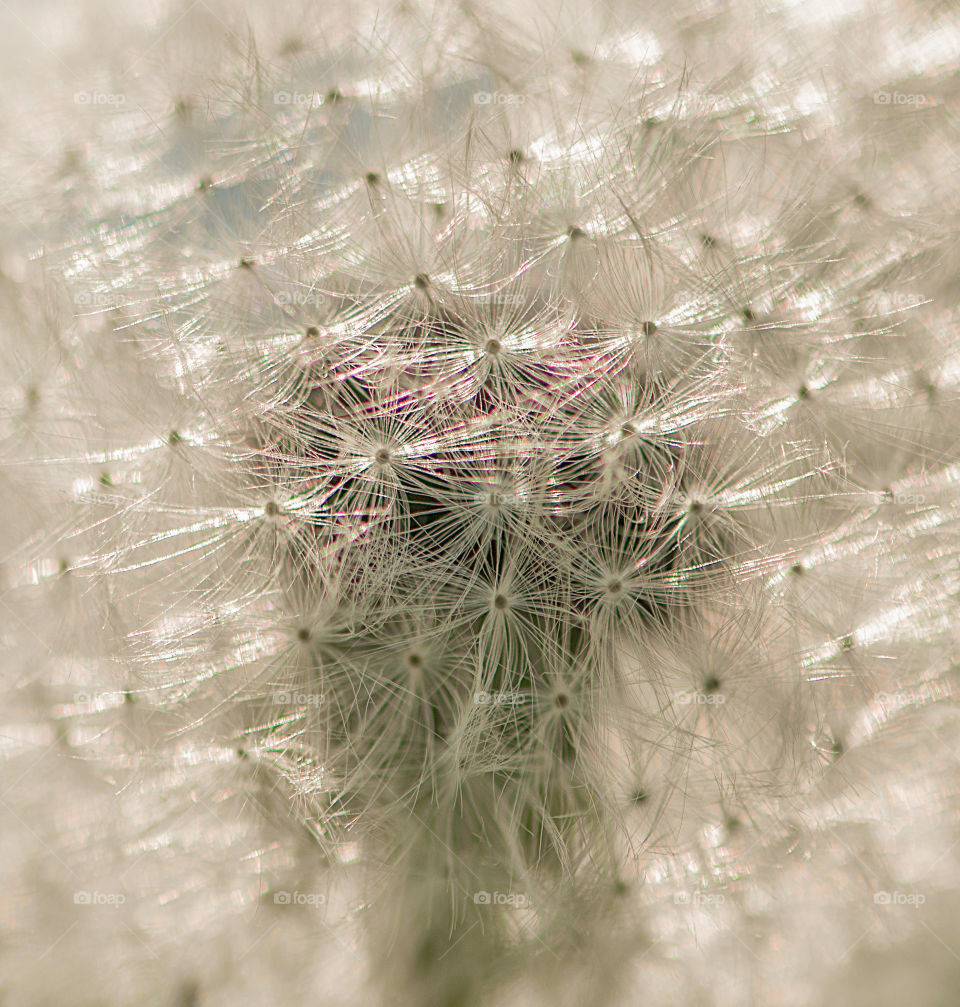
4 0 960 1004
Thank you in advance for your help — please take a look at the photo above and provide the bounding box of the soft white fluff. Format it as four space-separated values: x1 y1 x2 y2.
3 0 960 1004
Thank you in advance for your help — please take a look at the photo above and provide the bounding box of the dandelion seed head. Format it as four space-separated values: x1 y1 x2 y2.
10 3 960 1002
